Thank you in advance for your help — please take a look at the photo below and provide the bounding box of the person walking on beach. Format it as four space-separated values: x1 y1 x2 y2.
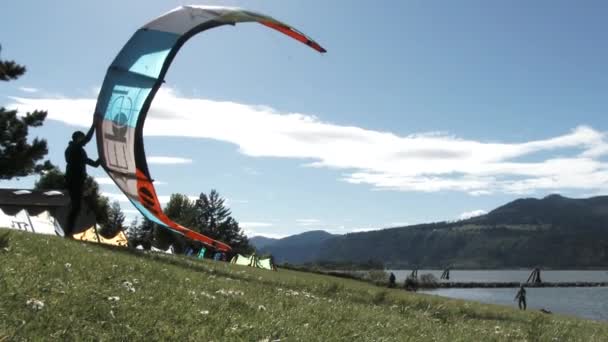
515 285 527 310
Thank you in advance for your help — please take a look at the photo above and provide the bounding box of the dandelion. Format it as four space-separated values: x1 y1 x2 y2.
258 305 267 311
215 289 244 296
107 296 120 302
200 310 210 315
26 298 44 311
122 281 136 293
200 291 216 300
64 262 72 269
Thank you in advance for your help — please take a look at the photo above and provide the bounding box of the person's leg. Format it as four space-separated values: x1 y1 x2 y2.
522 298 527 310
66 184 83 238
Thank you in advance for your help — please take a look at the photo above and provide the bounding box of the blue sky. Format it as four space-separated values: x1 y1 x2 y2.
2 0 607 237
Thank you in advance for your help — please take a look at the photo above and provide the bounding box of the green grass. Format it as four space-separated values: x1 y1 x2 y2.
1 228 607 341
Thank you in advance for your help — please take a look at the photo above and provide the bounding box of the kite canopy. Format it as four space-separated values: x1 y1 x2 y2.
93 6 325 252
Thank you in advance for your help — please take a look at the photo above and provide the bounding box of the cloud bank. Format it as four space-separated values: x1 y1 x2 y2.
10 88 608 195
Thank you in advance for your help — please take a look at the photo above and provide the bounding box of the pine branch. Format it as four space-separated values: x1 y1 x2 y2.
0 60 26 81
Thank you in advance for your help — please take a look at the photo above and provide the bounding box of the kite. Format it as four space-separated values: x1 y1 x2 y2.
92 6 326 252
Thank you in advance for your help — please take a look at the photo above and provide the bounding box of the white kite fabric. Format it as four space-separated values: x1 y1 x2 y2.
93 6 325 251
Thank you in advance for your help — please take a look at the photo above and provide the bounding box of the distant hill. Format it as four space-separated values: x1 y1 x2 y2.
262 194 608 268
253 230 336 264
249 236 278 250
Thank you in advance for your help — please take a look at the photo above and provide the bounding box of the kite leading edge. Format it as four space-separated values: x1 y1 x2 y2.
92 5 326 252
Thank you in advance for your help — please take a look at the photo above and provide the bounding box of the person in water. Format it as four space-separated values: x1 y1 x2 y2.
515 285 527 310
64 126 100 238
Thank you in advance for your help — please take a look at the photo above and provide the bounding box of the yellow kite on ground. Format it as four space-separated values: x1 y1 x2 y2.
73 226 129 247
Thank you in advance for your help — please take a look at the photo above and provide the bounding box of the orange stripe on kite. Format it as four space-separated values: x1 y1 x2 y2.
135 169 232 252
261 21 327 53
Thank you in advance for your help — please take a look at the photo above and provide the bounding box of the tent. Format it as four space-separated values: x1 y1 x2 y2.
230 254 276 271
0 188 95 236
72 226 129 247
151 245 174 254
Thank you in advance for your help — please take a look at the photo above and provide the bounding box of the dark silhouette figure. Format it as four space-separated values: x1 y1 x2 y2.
515 285 527 310
410 269 418 279
440 268 451 280
64 127 100 237
388 272 396 288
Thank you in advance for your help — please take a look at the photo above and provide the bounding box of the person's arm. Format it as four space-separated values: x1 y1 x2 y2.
80 122 96 146
86 158 101 168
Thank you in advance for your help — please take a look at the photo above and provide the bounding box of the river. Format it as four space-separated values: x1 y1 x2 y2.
387 270 608 321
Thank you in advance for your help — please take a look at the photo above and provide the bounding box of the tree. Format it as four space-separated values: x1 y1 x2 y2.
101 201 125 238
194 189 253 254
152 193 196 252
0 45 26 80
0 46 53 179
127 217 153 250
139 190 253 254
34 167 110 227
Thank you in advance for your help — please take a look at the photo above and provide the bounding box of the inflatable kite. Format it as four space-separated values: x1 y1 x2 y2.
93 6 325 252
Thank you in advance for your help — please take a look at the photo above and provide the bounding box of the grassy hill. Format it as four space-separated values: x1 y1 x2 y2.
1 228 607 341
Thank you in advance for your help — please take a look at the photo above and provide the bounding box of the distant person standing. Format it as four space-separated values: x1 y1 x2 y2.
515 285 527 310
388 272 396 288
64 126 100 237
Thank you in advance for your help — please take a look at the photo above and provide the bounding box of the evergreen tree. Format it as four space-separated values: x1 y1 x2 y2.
0 45 53 179
101 201 125 237
152 194 196 252
194 189 253 254
0 45 26 80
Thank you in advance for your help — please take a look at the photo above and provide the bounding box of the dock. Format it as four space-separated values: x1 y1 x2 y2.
428 282 608 288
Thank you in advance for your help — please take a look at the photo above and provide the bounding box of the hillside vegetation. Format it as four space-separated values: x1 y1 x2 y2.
1 228 607 341
256 195 608 268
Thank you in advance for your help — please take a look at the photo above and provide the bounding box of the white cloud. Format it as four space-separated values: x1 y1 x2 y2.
122 209 141 214
459 209 488 220
9 88 608 195
296 218 321 226
243 167 260 176
96 177 170 186
240 222 274 228
19 87 38 93
94 177 115 185
148 156 193 165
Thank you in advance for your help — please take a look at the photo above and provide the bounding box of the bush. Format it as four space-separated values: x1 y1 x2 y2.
404 276 418 291
363 270 389 285
419 273 439 288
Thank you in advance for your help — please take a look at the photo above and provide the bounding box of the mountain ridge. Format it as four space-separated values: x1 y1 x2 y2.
251 194 608 268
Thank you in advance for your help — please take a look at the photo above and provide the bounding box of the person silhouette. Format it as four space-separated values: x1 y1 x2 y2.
64 126 100 237
388 272 396 288
515 285 527 310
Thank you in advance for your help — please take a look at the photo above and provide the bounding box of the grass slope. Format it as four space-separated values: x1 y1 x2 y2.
1 228 607 341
